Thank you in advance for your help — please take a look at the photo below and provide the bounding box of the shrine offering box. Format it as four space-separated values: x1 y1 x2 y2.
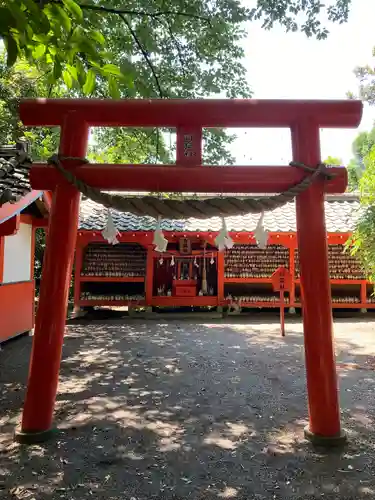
172 279 197 297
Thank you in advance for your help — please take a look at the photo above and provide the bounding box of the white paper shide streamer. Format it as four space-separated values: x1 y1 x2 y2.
101 209 120 245
153 217 168 252
254 211 268 249
215 217 234 251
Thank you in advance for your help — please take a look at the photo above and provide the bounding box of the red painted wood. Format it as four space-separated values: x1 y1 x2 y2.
0 190 42 224
20 214 34 225
74 243 83 308
42 191 53 212
0 236 3 282
217 252 224 304
20 98 362 128
21 114 89 434
280 290 285 337
174 286 196 297
79 276 145 282
176 127 202 165
30 163 347 194
32 219 49 228
152 296 218 307
271 267 293 292
145 246 154 306
361 282 367 305
0 214 20 236
0 281 34 342
292 120 342 438
289 244 296 306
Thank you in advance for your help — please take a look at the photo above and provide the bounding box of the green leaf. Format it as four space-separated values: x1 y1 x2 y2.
101 64 123 77
108 75 121 99
53 5 72 33
62 69 73 88
62 0 83 22
0 8 16 33
5 35 18 67
89 30 106 45
21 0 40 17
75 59 86 86
66 63 78 80
53 60 62 81
32 44 46 59
37 9 51 34
33 33 50 43
83 68 96 95
8 1 27 30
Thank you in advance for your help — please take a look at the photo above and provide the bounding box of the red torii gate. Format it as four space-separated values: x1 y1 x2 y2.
16 98 362 446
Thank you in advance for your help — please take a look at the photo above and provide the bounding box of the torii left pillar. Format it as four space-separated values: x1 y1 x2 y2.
15 113 89 443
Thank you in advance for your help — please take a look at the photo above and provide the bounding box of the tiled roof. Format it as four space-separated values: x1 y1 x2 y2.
0 143 32 206
79 194 362 233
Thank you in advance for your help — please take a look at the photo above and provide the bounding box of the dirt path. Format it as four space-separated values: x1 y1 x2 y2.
1 318 375 499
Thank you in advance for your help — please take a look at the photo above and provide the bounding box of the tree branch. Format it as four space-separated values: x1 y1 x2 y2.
118 13 164 98
51 1 210 23
164 18 186 78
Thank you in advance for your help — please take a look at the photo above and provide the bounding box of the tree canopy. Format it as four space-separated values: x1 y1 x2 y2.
347 49 375 280
2 0 352 97
0 0 356 166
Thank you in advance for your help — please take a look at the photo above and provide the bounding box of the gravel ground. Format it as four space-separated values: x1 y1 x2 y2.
1 317 375 499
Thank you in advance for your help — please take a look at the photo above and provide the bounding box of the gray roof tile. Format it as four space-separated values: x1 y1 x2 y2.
79 195 361 233
0 143 32 205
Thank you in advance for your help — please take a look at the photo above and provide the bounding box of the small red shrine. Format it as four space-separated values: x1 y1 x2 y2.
0 143 50 343
15 98 362 448
75 193 370 312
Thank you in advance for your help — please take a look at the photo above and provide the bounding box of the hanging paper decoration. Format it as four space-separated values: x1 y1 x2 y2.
159 257 164 265
170 255 175 266
101 209 120 245
215 217 234 251
210 255 215 265
153 216 168 252
194 256 199 268
254 211 269 249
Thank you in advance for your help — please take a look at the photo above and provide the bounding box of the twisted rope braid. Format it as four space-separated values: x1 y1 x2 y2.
47 154 334 220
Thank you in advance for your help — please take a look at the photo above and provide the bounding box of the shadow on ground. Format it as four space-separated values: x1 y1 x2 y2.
1 318 375 499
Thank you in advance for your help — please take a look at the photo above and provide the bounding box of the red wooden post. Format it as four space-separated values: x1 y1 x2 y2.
289 239 296 310
145 245 154 305
217 251 224 307
74 241 84 310
360 282 367 308
280 290 285 337
271 267 292 337
291 120 345 446
15 113 89 444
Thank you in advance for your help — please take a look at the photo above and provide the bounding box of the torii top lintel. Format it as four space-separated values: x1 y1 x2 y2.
20 98 363 129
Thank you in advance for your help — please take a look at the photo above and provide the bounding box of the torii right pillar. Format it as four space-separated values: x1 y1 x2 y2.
292 120 346 446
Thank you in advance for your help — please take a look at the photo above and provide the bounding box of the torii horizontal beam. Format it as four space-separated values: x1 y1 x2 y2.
20 98 362 128
30 163 347 193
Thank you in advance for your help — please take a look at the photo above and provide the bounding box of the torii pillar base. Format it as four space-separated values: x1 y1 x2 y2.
15 428 56 445
304 427 347 447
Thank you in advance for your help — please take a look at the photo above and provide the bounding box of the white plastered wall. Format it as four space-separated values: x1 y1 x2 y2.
3 222 32 283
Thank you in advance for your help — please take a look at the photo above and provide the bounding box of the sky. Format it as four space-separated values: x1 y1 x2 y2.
228 0 375 165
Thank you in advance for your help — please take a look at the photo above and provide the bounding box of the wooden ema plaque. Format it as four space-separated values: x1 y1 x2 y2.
271 266 292 337
179 237 191 255
271 266 292 292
